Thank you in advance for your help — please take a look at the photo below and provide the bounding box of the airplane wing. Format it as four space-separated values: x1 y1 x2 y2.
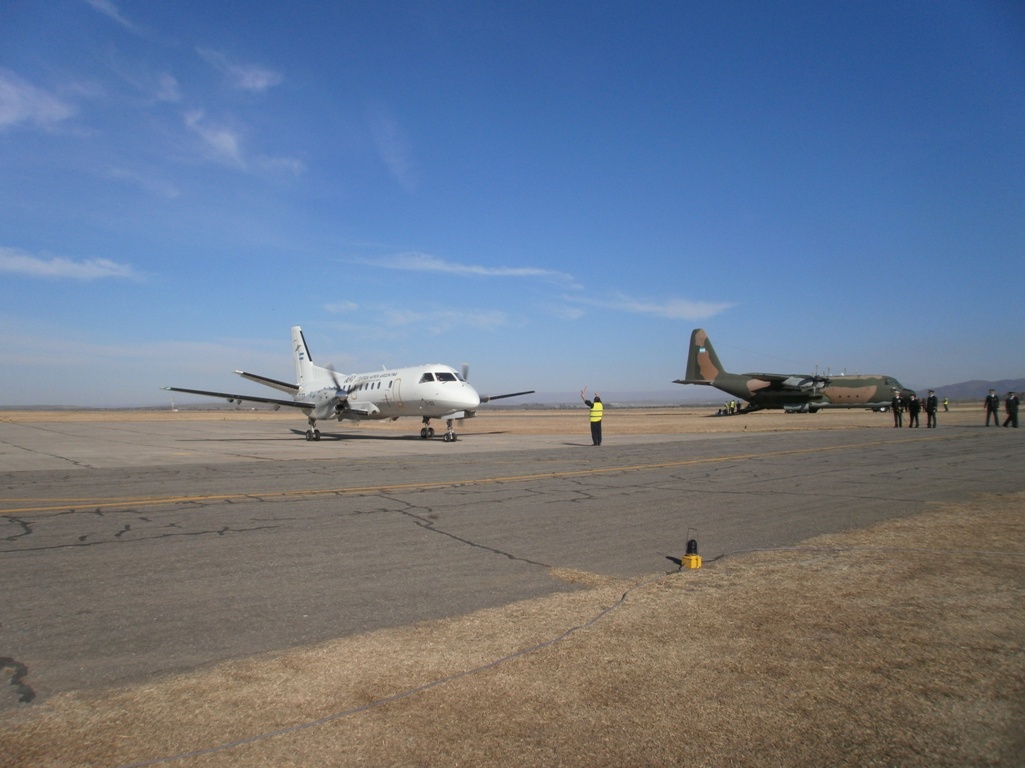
480 390 535 403
162 386 309 410
743 374 830 391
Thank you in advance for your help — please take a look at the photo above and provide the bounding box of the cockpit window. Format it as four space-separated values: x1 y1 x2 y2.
436 372 458 382
419 373 435 383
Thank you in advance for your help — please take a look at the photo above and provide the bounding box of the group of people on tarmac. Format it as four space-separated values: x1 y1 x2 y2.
890 388 1020 429
716 400 744 416
984 389 1020 428
583 387 1019 444
890 389 940 428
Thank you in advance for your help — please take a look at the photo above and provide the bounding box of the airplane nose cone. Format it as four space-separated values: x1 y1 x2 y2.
465 385 481 409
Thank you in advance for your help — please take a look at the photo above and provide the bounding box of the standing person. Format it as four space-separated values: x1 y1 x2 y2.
1004 392 1019 428
943 397 949 412
891 391 904 428
985 389 1001 426
925 390 939 428
580 388 603 446
907 393 921 428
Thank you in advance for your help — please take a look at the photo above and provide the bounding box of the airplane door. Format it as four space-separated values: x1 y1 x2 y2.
393 378 402 407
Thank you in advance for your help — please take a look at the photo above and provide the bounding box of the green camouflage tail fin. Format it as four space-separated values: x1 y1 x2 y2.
683 328 725 383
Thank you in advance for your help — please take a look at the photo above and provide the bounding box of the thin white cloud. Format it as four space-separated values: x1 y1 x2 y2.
183 110 304 176
255 154 307 177
564 292 735 321
154 73 181 103
0 69 74 129
197 49 283 93
366 108 418 192
108 167 180 198
83 0 142 33
324 301 360 314
383 307 507 334
326 301 507 336
363 252 576 285
0 246 140 280
184 109 244 167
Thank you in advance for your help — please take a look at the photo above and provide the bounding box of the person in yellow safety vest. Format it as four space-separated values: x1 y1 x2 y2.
580 387 603 446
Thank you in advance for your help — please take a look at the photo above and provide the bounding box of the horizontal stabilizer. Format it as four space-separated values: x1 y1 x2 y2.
235 370 299 395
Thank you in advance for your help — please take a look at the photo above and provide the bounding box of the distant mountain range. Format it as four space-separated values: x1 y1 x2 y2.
914 379 1025 402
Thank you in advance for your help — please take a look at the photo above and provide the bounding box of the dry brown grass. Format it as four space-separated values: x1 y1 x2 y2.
3 491 1023 768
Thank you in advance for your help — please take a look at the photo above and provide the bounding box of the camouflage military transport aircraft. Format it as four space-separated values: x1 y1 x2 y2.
674 328 914 413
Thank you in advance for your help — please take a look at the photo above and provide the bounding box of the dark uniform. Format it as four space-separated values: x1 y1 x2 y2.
891 393 904 428
925 390 938 428
906 394 921 428
985 390 1001 426
1004 392 1019 428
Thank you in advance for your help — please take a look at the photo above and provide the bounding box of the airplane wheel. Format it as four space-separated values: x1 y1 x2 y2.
305 430 314 441
314 429 321 440
420 428 428 439
428 427 435 438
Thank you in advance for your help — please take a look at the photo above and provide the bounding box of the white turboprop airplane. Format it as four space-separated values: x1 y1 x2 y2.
164 326 534 442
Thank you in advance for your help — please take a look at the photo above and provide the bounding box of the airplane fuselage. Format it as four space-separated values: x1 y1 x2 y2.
299 364 481 423
704 372 908 412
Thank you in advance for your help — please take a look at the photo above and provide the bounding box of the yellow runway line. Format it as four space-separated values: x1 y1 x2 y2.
0 433 959 516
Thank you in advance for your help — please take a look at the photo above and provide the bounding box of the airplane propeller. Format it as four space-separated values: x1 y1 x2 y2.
326 364 347 396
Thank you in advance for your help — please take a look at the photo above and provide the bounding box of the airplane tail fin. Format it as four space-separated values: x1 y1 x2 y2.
292 326 318 389
292 325 345 393
680 328 726 384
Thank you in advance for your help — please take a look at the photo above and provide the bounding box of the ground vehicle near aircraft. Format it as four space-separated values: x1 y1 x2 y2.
674 328 914 413
165 326 533 442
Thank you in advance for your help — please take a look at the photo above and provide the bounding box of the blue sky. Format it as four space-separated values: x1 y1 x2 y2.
1 1 1022 406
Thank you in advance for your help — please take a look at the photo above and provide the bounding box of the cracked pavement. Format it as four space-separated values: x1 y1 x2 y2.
1 418 1023 710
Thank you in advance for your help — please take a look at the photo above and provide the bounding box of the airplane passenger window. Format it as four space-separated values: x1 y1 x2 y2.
419 373 435 383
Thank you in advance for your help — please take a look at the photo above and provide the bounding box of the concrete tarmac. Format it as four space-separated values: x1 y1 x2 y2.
1 414 1023 710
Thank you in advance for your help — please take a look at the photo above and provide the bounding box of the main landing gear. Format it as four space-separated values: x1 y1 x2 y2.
421 417 458 442
305 417 321 441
